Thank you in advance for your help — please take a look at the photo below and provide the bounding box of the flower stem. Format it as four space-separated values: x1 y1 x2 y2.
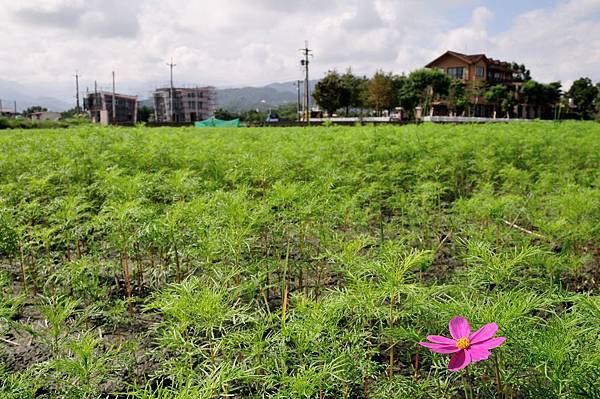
463 368 473 399
494 352 504 398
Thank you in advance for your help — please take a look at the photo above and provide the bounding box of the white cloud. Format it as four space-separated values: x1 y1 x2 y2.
493 0 600 86
0 0 598 102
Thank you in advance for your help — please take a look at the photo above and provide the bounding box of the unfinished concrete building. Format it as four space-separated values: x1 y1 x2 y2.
153 86 216 123
85 91 138 125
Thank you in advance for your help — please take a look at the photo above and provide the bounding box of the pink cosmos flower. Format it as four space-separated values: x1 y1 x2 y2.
419 316 506 371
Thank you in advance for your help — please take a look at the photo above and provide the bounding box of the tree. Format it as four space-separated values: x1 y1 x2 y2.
312 70 345 116
545 82 562 104
239 109 266 123
21 106 47 116
408 69 451 97
137 106 153 123
566 77 598 119
521 80 562 119
396 76 419 116
464 79 487 116
274 103 298 121
214 108 239 120
501 95 517 118
510 63 531 82
340 69 367 115
595 83 600 121
522 80 547 119
545 82 562 119
367 70 395 115
355 75 370 115
60 107 81 119
484 85 509 117
406 68 451 115
446 80 467 116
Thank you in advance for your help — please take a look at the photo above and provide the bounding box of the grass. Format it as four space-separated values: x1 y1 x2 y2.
0 121 598 398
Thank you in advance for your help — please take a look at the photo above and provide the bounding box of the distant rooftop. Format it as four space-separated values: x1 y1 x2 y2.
92 91 138 100
154 86 215 91
427 50 511 68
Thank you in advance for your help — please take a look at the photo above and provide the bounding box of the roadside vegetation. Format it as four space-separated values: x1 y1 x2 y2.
312 68 600 121
0 122 598 398
0 114 89 130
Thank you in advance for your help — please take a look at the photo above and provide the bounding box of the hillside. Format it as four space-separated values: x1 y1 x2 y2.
216 80 316 112
0 79 71 112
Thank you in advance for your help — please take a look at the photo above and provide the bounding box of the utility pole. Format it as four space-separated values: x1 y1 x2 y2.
299 41 312 125
195 86 199 122
74 72 81 113
167 58 176 123
112 71 116 125
92 80 98 123
295 80 302 121
13 101 17 118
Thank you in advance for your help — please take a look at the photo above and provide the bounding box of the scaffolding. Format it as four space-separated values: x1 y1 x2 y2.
153 86 216 123
84 91 138 125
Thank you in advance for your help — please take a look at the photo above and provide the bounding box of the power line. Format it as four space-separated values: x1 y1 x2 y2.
299 41 312 125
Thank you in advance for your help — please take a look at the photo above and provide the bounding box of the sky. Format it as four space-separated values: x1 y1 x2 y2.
0 0 599 103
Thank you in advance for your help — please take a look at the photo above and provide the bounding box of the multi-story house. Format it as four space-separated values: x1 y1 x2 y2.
426 51 514 84
425 50 529 117
85 91 138 125
153 86 216 123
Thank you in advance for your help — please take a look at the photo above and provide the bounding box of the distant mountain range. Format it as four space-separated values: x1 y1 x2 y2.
216 80 316 113
0 79 71 112
0 79 316 113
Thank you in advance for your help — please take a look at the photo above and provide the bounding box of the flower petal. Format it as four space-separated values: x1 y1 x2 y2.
471 337 506 350
468 347 491 362
448 349 472 371
426 335 456 345
449 316 471 340
419 342 461 354
470 323 498 344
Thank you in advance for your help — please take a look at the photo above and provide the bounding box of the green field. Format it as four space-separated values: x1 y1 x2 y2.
0 122 599 398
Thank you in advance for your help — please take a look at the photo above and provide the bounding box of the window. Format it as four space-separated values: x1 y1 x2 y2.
475 67 484 77
447 67 464 79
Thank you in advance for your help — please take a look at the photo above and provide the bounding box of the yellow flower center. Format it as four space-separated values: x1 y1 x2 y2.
456 338 470 350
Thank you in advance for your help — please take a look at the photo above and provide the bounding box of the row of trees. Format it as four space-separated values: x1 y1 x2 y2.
312 67 600 120
214 104 298 123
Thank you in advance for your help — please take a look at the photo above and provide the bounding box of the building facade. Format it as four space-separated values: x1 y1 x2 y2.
425 51 529 117
426 51 514 84
28 111 61 121
153 86 216 123
84 91 138 125
0 108 16 118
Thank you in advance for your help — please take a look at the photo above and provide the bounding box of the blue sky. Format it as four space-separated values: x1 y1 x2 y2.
477 0 562 34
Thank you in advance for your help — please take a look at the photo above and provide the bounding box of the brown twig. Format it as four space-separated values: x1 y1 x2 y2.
503 220 545 239
0 337 19 346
